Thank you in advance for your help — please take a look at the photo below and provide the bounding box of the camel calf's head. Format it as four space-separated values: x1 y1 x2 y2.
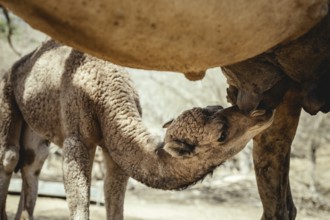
163 105 273 160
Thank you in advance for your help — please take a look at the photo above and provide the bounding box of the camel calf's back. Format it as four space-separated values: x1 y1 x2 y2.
10 40 141 147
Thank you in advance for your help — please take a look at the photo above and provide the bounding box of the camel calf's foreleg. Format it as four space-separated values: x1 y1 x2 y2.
253 89 302 220
62 136 96 220
102 148 129 220
15 126 49 220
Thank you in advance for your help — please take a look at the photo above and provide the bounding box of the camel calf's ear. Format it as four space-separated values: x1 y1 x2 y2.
202 105 224 116
163 141 196 158
205 105 224 111
163 119 174 128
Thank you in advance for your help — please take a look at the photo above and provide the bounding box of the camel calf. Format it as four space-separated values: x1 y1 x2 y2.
0 40 273 220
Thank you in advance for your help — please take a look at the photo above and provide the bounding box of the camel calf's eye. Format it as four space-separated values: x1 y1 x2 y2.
218 131 227 143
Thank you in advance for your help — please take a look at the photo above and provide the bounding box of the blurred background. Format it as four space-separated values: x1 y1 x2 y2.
1 11 330 220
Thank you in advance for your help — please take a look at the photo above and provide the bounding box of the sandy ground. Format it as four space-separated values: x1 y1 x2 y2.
6 189 329 220
5 171 330 220
6 193 261 220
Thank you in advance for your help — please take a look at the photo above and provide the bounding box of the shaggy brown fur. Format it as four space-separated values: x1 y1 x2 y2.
0 40 274 220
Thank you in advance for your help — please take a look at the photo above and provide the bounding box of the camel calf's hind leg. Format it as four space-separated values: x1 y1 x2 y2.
102 148 129 220
62 136 96 220
253 89 302 220
15 126 49 220
0 139 20 220
0 74 22 220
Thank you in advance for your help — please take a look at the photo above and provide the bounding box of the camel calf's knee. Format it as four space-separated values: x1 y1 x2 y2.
1 146 19 174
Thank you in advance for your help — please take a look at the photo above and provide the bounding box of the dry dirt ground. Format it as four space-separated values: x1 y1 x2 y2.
1 13 330 220
6 192 262 220
5 172 330 220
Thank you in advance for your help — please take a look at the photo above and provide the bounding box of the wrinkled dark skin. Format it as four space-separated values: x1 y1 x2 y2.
221 7 330 220
223 9 330 115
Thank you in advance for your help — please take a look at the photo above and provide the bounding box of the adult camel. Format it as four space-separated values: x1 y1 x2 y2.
0 0 327 78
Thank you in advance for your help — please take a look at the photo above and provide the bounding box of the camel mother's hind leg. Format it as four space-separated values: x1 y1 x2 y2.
102 148 129 220
253 88 302 220
15 126 50 220
0 75 22 220
62 136 96 220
